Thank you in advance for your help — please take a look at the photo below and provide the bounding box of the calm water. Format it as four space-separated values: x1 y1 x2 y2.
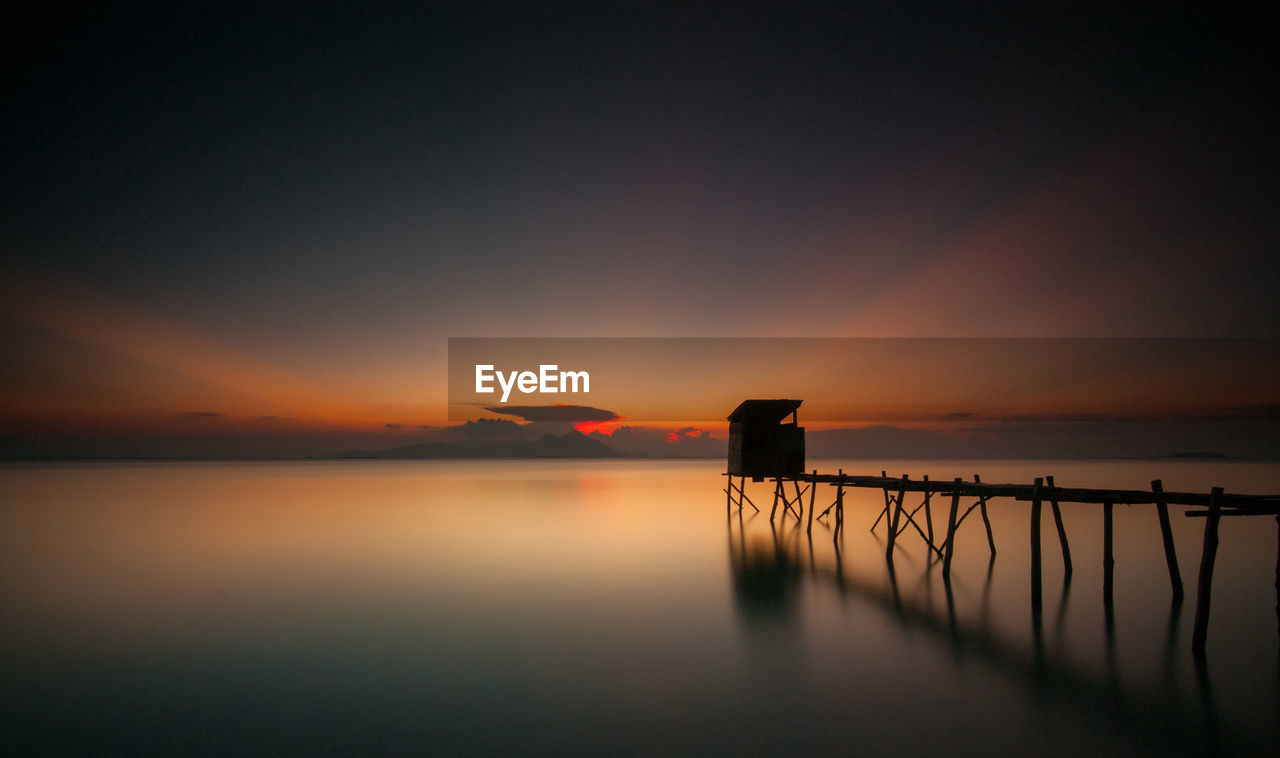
2 459 1278 756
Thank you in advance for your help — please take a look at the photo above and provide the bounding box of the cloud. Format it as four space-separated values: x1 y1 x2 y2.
385 423 405 429
590 425 725 458
484 404 618 423
944 412 974 420
180 411 224 418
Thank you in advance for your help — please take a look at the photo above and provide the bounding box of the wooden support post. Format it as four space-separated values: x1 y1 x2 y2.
870 503 886 531
835 469 845 541
1152 479 1183 604
1046 475 1072 577
1030 478 1043 616
792 480 806 523
806 469 817 534
975 474 996 557
885 474 907 560
1103 500 1115 608
735 477 759 513
922 475 934 546
1192 487 1224 658
769 478 782 522
778 482 793 519
942 477 962 577
726 474 732 515
871 470 890 532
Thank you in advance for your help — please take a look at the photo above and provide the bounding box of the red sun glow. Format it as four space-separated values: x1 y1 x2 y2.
574 416 626 435
666 427 705 443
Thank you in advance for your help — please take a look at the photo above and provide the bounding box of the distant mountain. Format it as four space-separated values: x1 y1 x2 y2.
333 430 619 459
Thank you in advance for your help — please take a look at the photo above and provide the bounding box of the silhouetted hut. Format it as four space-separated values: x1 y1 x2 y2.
727 399 804 481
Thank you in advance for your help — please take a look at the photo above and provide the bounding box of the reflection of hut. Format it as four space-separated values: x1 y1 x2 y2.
727 399 804 481
730 538 802 628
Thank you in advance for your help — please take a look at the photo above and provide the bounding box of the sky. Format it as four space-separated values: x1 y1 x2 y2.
2 3 1278 457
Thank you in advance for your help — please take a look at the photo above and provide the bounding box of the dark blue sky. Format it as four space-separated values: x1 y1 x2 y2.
2 2 1278 454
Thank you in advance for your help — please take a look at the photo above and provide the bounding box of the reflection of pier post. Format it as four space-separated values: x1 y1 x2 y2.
1192 487 1223 658
725 512 1224 754
1103 499 1115 608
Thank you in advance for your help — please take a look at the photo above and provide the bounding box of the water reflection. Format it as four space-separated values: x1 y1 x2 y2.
727 510 802 632
2 459 1277 756
726 516 1235 756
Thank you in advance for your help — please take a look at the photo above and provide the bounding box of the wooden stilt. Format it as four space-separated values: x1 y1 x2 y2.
1103 500 1115 607
817 498 838 520
885 474 907 560
869 500 886 531
732 478 758 513
1152 479 1183 603
769 478 782 522
1192 487 1224 658
871 470 890 532
742 478 759 513
975 474 996 557
726 474 731 515
806 469 816 534
792 480 806 523
835 488 843 538
835 469 845 541
942 477 962 577
897 494 943 558
1030 478 1043 616
1046 475 1072 577
922 475 934 546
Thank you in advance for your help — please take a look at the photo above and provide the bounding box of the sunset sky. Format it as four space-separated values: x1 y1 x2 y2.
2 4 1277 457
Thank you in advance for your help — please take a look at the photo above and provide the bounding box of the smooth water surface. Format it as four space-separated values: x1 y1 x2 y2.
2 460 1278 755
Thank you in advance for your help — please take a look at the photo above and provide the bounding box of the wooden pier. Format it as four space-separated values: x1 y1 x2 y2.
725 468 1280 659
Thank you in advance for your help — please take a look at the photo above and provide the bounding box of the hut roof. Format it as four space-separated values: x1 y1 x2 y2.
727 399 802 423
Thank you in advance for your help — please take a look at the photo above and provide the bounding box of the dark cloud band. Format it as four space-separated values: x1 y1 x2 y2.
485 405 618 423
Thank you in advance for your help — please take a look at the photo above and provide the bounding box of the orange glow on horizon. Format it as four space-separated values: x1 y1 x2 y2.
0 275 448 429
